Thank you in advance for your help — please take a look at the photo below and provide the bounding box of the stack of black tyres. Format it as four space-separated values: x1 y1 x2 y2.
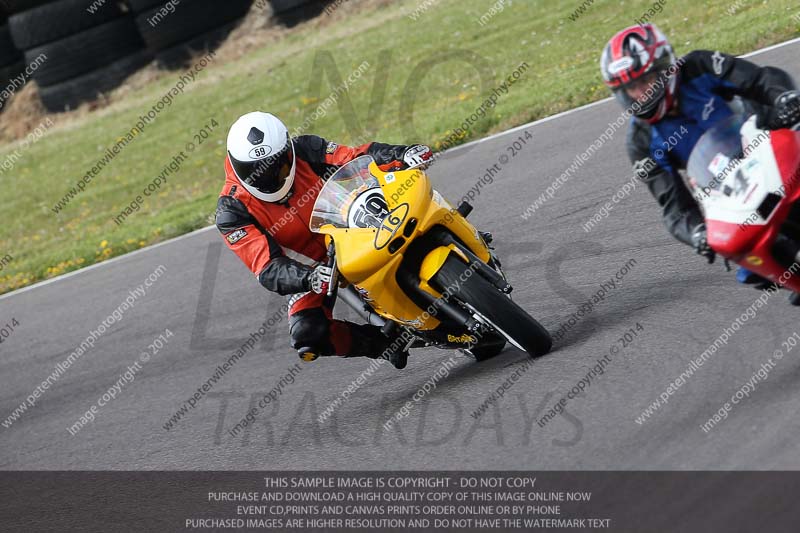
7 0 151 112
0 5 26 110
269 0 332 27
131 0 253 69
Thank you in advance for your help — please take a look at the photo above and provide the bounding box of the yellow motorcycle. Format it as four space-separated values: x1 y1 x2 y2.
309 155 552 360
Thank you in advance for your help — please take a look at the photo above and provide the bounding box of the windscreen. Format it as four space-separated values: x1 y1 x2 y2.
685 114 748 195
309 156 389 232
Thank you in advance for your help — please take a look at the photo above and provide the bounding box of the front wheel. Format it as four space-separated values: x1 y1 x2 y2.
432 255 552 358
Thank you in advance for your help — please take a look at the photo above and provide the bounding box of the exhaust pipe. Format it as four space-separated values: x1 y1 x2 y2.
337 285 386 327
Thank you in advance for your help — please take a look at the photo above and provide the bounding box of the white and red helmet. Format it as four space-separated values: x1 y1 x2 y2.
600 24 678 123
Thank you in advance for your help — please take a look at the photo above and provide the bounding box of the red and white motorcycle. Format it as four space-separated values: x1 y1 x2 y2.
685 114 800 290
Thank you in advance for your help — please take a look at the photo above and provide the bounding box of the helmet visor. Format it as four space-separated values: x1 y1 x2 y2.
612 71 666 118
614 72 668 117
230 144 293 194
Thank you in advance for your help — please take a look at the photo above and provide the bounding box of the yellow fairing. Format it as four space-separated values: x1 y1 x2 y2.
317 160 490 331
418 244 469 299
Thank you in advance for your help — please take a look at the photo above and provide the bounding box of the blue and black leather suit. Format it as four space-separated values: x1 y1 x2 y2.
627 50 797 246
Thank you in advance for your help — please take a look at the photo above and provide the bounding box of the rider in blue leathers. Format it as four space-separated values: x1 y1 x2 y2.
600 24 800 290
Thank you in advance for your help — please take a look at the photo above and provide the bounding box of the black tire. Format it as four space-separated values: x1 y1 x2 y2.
0 60 23 82
154 19 239 69
127 0 164 11
8 0 127 50
432 255 552 358
0 24 22 67
269 0 308 11
271 0 328 27
26 17 143 87
2 0 52 15
38 49 151 111
0 61 24 108
135 0 252 52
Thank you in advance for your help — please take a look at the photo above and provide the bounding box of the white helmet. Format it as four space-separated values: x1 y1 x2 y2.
227 111 296 202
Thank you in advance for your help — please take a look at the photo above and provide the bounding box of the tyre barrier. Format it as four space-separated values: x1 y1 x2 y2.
0 23 25 110
8 0 149 111
269 0 331 28
27 18 145 87
1 0 336 111
2 0 52 15
132 0 253 69
38 49 152 111
9 0 127 50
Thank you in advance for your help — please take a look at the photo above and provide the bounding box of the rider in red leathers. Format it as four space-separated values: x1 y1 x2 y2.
215 111 433 369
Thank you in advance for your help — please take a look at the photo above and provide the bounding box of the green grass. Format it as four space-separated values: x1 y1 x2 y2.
0 0 798 293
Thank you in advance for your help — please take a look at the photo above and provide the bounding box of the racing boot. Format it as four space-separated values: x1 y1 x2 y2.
737 266 776 290
348 324 408 369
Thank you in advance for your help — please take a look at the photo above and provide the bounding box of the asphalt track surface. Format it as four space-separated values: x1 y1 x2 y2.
2 41 800 471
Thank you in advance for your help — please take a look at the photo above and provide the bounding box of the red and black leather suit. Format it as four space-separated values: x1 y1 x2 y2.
215 135 418 359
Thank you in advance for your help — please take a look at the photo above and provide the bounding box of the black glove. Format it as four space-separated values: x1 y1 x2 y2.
305 264 333 294
758 90 800 130
691 224 716 263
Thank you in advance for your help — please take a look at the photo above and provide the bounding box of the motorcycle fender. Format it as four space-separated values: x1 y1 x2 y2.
418 244 468 294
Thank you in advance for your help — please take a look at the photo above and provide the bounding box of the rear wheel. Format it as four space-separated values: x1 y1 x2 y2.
432 255 552 358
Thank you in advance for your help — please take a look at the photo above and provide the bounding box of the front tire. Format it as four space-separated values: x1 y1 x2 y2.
432 255 552 358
